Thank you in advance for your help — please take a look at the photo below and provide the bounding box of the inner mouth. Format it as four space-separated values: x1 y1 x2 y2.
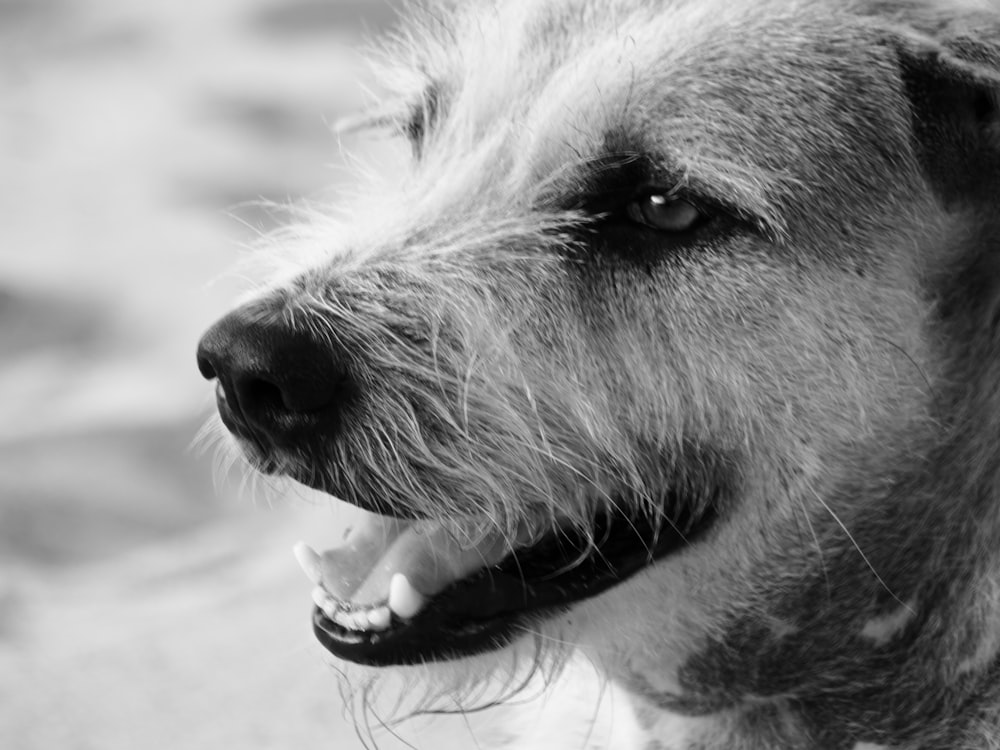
301 493 717 666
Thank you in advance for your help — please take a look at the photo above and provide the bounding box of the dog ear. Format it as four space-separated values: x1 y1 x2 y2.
889 17 1000 205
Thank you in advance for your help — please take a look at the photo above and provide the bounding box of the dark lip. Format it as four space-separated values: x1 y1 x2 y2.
313 496 718 666
214 388 285 474
215 385 254 442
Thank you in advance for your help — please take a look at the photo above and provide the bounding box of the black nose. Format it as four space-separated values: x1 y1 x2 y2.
196 302 355 444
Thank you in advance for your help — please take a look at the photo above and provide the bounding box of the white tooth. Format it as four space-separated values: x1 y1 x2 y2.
349 611 371 631
293 542 323 585
367 607 391 631
333 608 354 629
388 573 426 620
335 609 368 631
312 587 339 619
311 586 328 608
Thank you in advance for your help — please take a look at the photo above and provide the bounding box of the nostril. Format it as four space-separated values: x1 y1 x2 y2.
196 351 218 381
235 376 288 416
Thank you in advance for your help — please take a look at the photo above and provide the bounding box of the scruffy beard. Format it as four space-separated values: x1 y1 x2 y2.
330 629 580 727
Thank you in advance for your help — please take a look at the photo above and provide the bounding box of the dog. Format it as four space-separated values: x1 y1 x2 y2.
196 0 1000 747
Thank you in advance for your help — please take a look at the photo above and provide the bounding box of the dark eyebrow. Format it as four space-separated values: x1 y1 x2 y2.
556 129 683 209
571 152 660 212
565 137 695 214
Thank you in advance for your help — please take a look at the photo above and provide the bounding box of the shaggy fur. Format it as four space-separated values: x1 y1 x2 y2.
199 0 1000 747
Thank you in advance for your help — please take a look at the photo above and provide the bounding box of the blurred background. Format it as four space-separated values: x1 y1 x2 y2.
0 1 635 748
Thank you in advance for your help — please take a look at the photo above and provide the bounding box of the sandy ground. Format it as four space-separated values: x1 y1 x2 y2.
0 1 637 747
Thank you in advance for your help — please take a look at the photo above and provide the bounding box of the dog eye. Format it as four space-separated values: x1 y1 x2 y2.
626 193 703 232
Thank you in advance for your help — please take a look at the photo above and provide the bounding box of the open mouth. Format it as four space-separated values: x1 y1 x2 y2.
296 493 717 667
215 377 723 666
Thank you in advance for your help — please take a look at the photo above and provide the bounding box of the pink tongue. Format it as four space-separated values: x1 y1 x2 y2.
319 512 516 606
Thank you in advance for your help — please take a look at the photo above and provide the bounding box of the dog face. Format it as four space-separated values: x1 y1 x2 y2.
198 0 1000 745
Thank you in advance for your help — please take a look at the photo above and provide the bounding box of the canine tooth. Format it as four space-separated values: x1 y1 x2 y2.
367 607 391 631
388 573 426 619
293 542 323 585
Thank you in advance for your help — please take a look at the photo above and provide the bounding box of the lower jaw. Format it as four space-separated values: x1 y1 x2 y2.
313 600 540 666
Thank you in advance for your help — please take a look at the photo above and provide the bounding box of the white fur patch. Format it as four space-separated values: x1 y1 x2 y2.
957 626 1000 675
643 712 720 750
860 602 916 646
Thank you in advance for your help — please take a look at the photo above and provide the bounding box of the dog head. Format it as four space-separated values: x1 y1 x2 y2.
198 0 1000 744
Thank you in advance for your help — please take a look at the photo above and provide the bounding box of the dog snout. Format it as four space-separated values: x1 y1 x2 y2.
196 302 356 446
